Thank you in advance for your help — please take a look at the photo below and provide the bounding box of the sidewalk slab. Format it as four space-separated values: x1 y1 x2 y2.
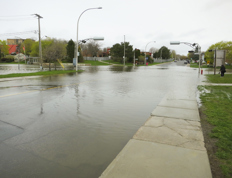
151 106 200 121
133 116 205 151
99 139 212 178
158 98 198 110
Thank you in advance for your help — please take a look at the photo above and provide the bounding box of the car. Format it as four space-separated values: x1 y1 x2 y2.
174 60 177 62
184 61 187 64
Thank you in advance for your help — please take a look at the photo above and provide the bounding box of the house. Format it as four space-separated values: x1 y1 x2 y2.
8 45 18 54
7 38 27 54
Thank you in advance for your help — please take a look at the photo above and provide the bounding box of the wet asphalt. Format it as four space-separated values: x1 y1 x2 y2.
0 61 204 178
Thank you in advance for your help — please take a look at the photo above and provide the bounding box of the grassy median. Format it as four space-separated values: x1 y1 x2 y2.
198 74 232 177
0 70 82 78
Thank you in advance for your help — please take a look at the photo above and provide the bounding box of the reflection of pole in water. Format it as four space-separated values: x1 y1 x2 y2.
39 91 44 115
74 85 80 116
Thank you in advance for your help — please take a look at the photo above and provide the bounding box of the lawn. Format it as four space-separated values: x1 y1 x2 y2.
198 74 232 177
191 63 232 69
205 74 232 83
0 70 82 78
83 60 110 66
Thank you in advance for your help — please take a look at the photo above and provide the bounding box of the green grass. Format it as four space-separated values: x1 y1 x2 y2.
103 60 163 66
190 63 211 68
83 60 110 66
191 63 232 69
0 70 82 78
198 85 232 177
206 74 232 83
0 62 27 64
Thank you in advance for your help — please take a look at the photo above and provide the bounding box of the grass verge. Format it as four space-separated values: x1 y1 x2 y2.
0 70 82 79
83 60 110 66
205 74 232 83
104 60 163 66
198 85 232 177
191 63 232 69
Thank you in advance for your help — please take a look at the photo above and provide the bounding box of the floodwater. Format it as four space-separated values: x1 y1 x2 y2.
0 62 200 177
0 64 73 74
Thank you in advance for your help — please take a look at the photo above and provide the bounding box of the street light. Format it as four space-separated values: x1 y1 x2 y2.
75 7 102 71
170 41 201 75
79 37 104 44
145 41 155 65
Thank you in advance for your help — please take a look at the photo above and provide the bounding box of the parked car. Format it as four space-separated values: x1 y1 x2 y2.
184 61 187 64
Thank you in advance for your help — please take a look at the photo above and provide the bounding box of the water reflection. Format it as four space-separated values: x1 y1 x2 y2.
0 62 203 178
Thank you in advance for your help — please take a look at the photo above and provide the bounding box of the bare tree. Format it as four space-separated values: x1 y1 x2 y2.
81 40 102 58
43 40 66 71
149 47 158 53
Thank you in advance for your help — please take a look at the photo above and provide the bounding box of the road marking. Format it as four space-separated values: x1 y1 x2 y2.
0 90 38 98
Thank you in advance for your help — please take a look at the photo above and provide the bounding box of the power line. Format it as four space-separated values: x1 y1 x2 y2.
0 14 35 21
0 30 38 36
0 14 32 17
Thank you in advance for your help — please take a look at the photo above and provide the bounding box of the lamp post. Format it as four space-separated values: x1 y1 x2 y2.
145 41 155 65
75 7 102 72
170 41 201 75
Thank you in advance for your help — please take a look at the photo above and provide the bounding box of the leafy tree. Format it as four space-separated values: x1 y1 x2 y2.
134 48 140 59
19 39 35 56
66 39 75 62
110 42 133 63
153 51 159 58
0 40 9 56
158 46 170 59
30 39 54 59
205 41 232 64
170 50 176 59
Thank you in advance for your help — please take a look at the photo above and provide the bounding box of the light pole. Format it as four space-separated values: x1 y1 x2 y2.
145 41 155 65
75 7 102 72
124 35 125 66
170 41 201 75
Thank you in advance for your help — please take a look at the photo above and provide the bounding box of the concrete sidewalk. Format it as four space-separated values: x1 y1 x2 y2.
99 91 212 178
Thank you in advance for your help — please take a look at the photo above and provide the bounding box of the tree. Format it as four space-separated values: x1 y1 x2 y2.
153 51 159 58
170 50 176 59
66 39 75 62
30 39 54 57
0 40 9 56
80 40 101 59
43 39 66 71
19 39 35 56
134 48 140 59
158 46 170 59
205 41 232 64
110 42 133 63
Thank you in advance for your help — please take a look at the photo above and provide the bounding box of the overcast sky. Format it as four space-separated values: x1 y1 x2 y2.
0 0 231 55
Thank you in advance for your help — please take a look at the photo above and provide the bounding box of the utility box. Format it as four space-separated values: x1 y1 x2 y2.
73 58 76 66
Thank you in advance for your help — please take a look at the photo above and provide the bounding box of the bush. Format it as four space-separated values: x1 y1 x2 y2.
111 56 123 63
0 57 14 63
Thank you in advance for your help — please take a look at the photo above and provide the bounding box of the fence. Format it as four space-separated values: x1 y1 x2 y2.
153 59 174 63
84 57 110 61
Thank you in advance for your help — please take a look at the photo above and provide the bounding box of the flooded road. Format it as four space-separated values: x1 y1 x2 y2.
0 62 200 177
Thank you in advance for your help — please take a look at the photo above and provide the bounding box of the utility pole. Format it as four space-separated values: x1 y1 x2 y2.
124 35 125 66
34 14 43 69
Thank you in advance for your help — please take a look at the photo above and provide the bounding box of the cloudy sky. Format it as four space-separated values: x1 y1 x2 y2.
0 0 231 55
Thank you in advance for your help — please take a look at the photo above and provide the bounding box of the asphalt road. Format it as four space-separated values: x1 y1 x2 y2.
0 61 201 178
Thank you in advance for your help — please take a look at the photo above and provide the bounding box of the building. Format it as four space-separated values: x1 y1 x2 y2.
7 38 25 45
8 45 18 55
